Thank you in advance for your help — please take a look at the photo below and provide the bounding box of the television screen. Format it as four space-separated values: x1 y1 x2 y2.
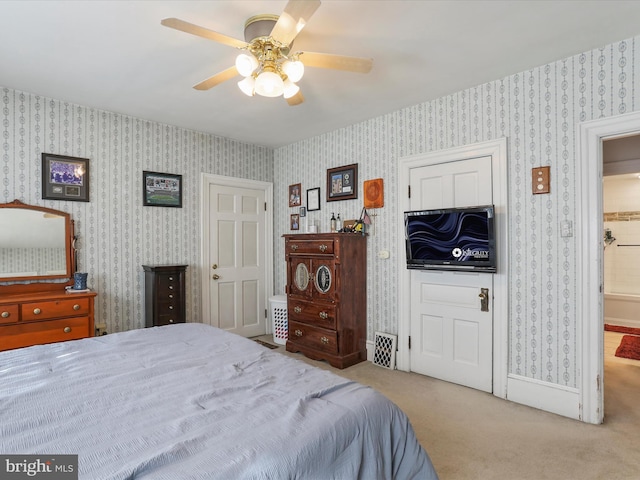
404 205 496 272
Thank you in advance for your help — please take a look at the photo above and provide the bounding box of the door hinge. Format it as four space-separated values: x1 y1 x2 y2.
264 202 267 211
265 308 268 319
408 335 411 349
408 185 411 198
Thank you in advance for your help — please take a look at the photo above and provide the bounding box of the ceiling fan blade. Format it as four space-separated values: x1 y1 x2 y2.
300 51 373 73
270 0 321 46
193 66 239 91
161 18 248 49
286 91 305 106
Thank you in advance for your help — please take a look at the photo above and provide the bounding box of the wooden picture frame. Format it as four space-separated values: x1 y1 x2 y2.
307 187 320 211
289 183 301 207
327 163 358 202
142 171 182 208
41 153 90 202
290 213 300 230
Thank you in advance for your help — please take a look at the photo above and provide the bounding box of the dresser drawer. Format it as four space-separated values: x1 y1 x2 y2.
0 316 91 351
288 299 336 330
286 239 334 255
20 297 89 322
288 321 338 355
0 304 20 324
21 298 90 322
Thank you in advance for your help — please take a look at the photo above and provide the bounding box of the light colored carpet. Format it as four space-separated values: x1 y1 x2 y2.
255 333 640 480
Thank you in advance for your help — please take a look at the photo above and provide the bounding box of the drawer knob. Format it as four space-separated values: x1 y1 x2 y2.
169 305 174 310
290 244 298 251
63 326 72 333
293 306 302 314
319 244 328 252
321 336 329 344
319 311 329 319
169 319 174 323
33 308 41 315
169 285 174 290
169 276 174 281
73 304 80 311
294 329 303 337
1 311 9 318
168 294 174 298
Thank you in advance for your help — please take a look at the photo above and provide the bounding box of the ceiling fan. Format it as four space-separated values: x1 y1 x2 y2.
161 0 373 106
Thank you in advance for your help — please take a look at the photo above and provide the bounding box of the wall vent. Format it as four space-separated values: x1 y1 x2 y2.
373 332 397 369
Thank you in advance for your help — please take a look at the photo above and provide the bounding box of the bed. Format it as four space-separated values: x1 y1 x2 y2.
1 323 438 479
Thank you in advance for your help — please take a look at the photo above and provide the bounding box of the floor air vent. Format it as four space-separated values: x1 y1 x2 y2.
373 332 397 369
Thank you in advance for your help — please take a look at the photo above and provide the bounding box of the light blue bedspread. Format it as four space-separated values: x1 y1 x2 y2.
0 323 438 479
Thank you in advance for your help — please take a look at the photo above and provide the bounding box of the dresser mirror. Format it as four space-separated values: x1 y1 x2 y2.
0 199 75 285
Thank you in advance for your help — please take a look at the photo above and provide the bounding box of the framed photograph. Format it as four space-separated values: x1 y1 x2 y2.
299 206 306 217
327 163 358 202
143 171 182 208
307 187 321 211
290 214 300 231
289 183 301 207
41 153 90 202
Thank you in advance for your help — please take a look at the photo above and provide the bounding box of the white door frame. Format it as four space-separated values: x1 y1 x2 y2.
397 138 509 398
200 173 273 330
578 110 640 424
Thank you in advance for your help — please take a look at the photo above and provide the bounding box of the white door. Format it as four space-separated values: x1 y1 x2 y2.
201 176 272 337
409 156 494 392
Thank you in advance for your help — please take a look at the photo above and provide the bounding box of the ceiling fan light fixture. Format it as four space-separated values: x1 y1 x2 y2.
283 78 300 99
235 53 258 77
282 60 304 83
238 76 256 96
255 70 284 97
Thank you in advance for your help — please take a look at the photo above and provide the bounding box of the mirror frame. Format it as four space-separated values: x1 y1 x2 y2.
0 199 75 291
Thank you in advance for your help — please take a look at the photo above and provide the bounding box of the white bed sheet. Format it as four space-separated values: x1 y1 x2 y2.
0 323 438 479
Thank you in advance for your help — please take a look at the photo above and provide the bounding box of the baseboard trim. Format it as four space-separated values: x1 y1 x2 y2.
605 317 640 330
507 374 581 420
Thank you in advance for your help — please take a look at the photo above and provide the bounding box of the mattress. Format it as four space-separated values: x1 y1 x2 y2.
0 323 438 479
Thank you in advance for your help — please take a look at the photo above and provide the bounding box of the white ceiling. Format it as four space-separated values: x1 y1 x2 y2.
1 1 640 148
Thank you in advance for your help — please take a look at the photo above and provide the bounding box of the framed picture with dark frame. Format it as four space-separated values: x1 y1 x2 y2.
142 171 183 208
307 187 321 211
327 163 358 202
41 153 90 202
289 183 301 207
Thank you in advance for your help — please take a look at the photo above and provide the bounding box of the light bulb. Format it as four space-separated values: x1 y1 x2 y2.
283 78 300 99
235 53 258 77
282 60 304 83
238 76 255 96
255 71 284 97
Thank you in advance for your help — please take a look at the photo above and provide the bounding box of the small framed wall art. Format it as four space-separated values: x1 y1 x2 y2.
307 187 320 211
142 171 183 208
42 153 90 202
289 183 301 207
290 214 300 230
327 163 358 202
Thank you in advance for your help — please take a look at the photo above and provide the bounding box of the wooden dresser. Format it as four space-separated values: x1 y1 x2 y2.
0 289 97 352
284 233 367 369
143 264 188 327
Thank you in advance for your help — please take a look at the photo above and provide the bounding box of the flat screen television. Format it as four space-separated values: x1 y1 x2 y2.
404 205 496 272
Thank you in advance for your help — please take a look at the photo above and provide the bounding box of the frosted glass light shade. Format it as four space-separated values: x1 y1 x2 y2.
283 78 300 99
282 60 304 82
238 76 256 96
255 71 284 97
235 54 258 77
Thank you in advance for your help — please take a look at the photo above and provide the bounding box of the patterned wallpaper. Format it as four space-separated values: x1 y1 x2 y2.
274 36 639 389
1 89 273 332
1 248 66 276
2 33 638 391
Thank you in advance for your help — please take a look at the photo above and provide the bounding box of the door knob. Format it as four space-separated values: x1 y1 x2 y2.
212 264 218 270
212 274 220 280
479 288 489 312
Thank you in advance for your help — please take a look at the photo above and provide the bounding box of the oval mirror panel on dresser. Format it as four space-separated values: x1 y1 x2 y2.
0 200 96 351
